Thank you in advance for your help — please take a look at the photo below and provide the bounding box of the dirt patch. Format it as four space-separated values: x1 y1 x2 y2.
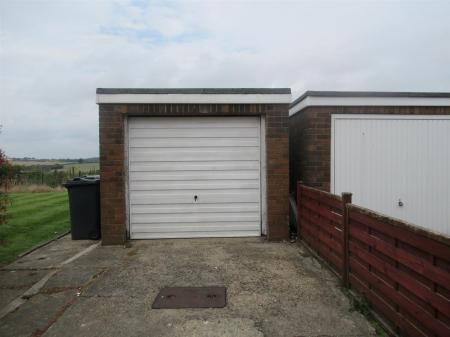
126 249 138 257
39 286 80 295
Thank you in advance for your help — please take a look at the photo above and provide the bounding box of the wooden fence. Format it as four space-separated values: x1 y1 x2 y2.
297 183 450 337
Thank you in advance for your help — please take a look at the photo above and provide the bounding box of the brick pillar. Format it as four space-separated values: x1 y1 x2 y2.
265 104 289 240
99 104 127 245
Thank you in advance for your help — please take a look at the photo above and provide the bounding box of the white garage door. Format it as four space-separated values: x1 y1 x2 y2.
128 116 262 239
332 114 450 236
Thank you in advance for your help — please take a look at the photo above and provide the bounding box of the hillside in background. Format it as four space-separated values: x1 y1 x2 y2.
10 157 99 165
6 158 100 188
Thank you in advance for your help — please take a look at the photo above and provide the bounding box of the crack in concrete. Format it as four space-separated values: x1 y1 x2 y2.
30 297 77 337
0 243 100 320
39 286 80 295
37 268 107 296
23 268 110 336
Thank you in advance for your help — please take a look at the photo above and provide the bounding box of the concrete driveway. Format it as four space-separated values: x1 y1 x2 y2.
0 235 376 337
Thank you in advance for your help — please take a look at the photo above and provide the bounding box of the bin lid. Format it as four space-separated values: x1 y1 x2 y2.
63 175 100 187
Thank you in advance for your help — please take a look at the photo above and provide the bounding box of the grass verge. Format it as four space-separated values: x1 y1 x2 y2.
0 192 70 265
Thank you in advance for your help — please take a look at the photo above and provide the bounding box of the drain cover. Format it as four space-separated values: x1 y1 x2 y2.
152 286 227 309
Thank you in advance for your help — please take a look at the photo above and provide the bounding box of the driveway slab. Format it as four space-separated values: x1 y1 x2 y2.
4 236 97 270
0 269 49 308
0 236 377 337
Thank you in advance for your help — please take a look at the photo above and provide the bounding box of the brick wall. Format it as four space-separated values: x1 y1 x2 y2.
99 104 127 245
289 106 450 194
99 103 289 245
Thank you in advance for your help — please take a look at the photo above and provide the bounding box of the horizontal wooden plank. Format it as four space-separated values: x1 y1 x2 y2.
300 215 344 257
302 223 343 274
350 244 450 337
128 160 260 172
349 271 428 337
131 203 260 214
350 225 450 292
129 116 260 128
129 137 259 148
302 226 343 264
130 127 259 138
349 208 450 261
300 206 344 241
130 179 260 191
129 170 259 181
130 189 260 205
301 187 344 210
349 246 450 318
348 203 450 248
301 199 343 225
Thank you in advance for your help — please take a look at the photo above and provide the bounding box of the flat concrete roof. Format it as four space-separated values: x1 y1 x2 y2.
291 90 450 108
96 88 292 104
97 88 291 94
289 90 450 116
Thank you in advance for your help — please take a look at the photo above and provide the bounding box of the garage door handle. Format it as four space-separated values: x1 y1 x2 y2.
194 195 198 202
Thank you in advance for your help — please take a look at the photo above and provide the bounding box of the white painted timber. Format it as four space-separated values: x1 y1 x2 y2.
290 95 450 116
128 116 262 238
332 114 450 236
97 93 291 104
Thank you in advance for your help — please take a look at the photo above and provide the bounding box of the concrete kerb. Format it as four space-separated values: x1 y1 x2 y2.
17 231 71 259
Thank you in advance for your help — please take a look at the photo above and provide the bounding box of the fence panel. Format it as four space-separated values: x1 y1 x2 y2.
348 205 450 337
297 183 347 276
296 183 450 337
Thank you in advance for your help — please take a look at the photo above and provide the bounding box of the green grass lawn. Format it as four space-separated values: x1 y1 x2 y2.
0 192 70 265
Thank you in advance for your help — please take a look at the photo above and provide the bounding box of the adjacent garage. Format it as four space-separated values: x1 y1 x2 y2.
97 88 291 245
289 91 450 235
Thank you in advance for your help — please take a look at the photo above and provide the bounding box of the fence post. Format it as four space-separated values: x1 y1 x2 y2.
297 181 303 238
341 192 352 288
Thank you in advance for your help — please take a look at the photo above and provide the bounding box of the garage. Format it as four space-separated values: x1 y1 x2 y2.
332 114 450 235
289 91 450 235
97 88 291 244
128 116 262 239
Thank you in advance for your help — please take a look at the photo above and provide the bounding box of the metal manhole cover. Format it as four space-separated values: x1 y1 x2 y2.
152 286 227 309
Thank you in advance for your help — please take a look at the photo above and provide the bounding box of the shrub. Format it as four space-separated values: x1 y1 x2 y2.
0 149 12 225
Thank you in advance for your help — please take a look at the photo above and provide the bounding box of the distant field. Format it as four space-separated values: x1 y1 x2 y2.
61 162 99 173
11 159 99 173
0 192 70 264
12 160 67 166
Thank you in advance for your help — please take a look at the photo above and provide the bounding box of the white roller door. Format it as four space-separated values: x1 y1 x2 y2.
332 114 450 236
128 116 262 239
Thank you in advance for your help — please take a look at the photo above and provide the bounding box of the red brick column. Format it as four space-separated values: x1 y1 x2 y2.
99 104 127 245
265 104 289 240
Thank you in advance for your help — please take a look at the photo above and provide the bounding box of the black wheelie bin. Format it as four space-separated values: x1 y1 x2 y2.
63 176 101 240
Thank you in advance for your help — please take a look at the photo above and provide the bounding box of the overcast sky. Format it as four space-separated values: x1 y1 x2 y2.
1 0 449 158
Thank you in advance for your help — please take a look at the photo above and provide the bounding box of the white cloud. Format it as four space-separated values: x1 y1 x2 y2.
0 0 449 158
